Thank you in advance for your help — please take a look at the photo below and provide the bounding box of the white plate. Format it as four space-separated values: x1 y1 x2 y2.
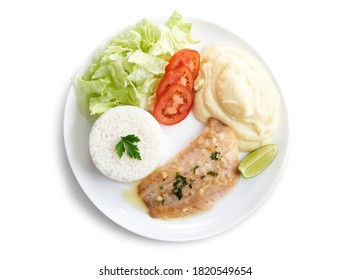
63 17 289 241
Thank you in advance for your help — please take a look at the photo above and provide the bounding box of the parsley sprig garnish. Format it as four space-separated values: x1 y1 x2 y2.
115 134 142 160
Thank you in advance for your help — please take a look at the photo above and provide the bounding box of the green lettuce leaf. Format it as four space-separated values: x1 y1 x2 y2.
74 11 198 118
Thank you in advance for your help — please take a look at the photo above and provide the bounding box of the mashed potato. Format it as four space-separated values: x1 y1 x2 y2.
89 106 164 182
194 44 280 151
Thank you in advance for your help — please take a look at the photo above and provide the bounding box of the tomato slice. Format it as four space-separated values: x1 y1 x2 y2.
165 49 200 79
153 84 193 125
156 65 194 98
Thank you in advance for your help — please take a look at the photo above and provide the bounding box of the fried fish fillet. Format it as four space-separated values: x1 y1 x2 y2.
138 118 240 219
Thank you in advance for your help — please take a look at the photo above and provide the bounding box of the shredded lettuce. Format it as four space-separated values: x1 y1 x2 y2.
74 11 198 118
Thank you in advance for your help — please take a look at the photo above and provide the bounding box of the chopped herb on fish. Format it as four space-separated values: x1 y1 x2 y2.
207 171 218 177
172 172 191 200
210 151 222 161
172 185 183 200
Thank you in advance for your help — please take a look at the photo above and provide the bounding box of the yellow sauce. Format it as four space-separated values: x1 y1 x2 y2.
122 183 148 213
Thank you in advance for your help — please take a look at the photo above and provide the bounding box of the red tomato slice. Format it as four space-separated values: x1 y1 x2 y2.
165 49 200 79
153 84 193 125
156 65 194 98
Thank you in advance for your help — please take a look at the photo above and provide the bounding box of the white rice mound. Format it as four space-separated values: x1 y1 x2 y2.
89 106 164 182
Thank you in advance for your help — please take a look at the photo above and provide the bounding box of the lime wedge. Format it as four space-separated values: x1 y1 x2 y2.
238 144 278 178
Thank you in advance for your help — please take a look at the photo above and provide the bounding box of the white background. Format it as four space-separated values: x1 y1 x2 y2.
1 0 350 279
